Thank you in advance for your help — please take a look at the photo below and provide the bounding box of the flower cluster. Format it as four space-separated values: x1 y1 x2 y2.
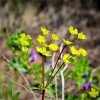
37 35 47 46
81 93 87 99
63 39 73 45
62 54 74 63
41 27 50 35
61 26 88 63
19 33 32 52
68 26 86 40
36 26 88 64
70 46 88 57
89 88 99 98
52 33 59 41
36 27 59 56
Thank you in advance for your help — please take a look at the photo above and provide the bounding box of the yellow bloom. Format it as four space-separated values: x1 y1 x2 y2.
19 33 32 46
81 93 87 99
49 44 59 51
63 39 73 45
70 46 80 56
52 33 59 41
41 27 50 35
68 26 78 35
19 33 32 52
78 32 86 40
70 46 88 56
21 47 28 52
89 88 99 98
79 48 88 56
37 35 47 46
36 47 52 56
20 38 29 46
62 54 73 63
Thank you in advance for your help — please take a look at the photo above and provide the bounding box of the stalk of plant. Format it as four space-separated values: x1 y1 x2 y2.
41 56 45 100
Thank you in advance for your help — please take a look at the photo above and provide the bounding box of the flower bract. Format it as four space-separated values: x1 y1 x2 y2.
78 32 86 40
41 27 50 35
89 88 99 98
36 47 52 56
79 48 88 56
19 33 32 52
70 46 80 56
37 35 47 46
63 39 73 45
62 54 74 63
68 26 78 35
49 44 59 51
52 33 59 41
70 46 88 56
81 93 87 99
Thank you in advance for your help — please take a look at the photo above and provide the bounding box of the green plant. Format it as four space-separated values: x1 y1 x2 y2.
2 26 93 100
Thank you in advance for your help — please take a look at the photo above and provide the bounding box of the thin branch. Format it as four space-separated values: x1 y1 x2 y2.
26 53 43 88
45 44 66 88
46 62 65 88
42 56 45 88
2 55 37 100
52 53 58 100
6 75 32 93
6 75 54 99
1 84 6 100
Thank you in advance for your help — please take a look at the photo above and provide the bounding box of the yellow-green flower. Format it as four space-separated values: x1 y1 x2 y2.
19 33 32 46
89 88 99 98
36 47 52 56
52 33 59 41
21 47 28 52
81 93 87 99
78 32 86 40
37 35 47 46
68 26 78 35
41 27 50 35
62 54 73 63
70 46 88 56
79 48 88 56
19 33 32 52
49 44 59 51
70 46 80 56
63 39 73 45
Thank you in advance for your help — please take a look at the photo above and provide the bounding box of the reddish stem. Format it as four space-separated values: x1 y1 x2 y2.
26 53 43 88
42 57 45 87
42 90 45 100
45 45 66 88
45 62 65 88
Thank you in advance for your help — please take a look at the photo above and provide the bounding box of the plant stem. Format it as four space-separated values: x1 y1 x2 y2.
42 56 45 87
26 53 43 88
45 62 65 88
42 90 45 100
45 45 66 88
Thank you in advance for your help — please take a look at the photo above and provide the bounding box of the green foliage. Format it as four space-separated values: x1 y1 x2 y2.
7 31 23 53
65 94 79 100
65 58 92 89
73 58 92 89
7 57 28 72
7 31 33 53
0 80 19 100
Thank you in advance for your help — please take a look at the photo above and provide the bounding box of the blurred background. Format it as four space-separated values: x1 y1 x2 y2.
0 0 100 100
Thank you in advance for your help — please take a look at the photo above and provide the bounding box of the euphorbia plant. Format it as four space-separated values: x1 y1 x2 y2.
18 26 87 100
3 26 88 100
